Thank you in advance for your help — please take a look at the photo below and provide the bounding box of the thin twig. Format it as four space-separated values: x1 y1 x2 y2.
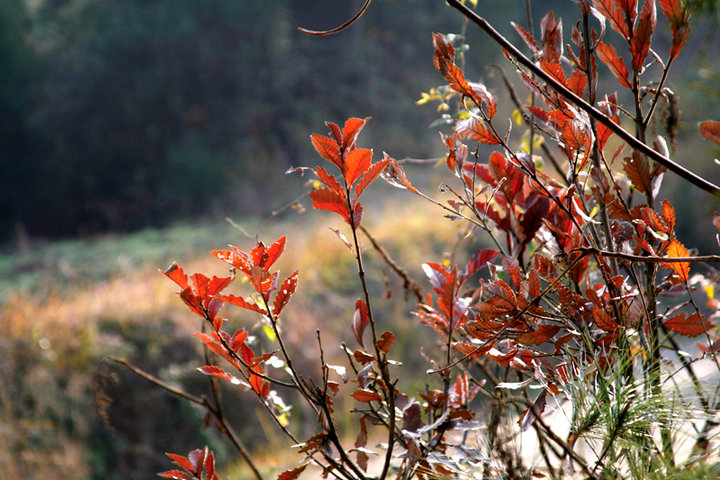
298 0 373 36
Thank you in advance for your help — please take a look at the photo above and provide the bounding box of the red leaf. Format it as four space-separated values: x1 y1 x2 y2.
377 331 396 353
166 453 193 472
440 60 474 97
162 263 189 289
341 117 370 151
659 0 689 59
699 120 720 146
259 236 286 270
204 452 216 480
623 153 651 193
309 188 351 223
432 32 456 67
592 306 619 332
512 22 540 57
353 349 375 364
212 246 252 275
661 200 676 233
502 256 522 289
449 372 469 408
344 148 373 185
658 0 682 24
540 11 563 63
596 42 632 89
311 134 342 170
664 312 714 337
216 294 267 314
352 388 382 402
517 324 561 346
158 469 193 479
540 60 568 88
455 116 500 144
327 121 342 145
631 0 656 71
188 448 207 472
277 465 307 480
661 239 690 282
315 166 344 194
352 299 370 347
567 69 588 97
273 271 298 316
197 365 247 387
464 249 499 280
354 157 393 199
595 0 633 39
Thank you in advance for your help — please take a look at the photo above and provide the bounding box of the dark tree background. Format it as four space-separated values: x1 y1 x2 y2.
1 0 718 244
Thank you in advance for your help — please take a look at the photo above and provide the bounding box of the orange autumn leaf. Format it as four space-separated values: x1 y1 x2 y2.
662 239 690 282
352 388 382 402
699 120 720 146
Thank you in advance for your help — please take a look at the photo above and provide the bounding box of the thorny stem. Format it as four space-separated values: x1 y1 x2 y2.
445 0 720 196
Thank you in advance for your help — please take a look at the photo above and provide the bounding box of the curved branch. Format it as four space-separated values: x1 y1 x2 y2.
445 0 720 196
298 0 373 36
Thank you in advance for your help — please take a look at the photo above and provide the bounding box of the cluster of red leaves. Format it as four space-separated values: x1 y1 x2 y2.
416 4 716 433
308 117 417 226
159 447 220 480
162 236 297 400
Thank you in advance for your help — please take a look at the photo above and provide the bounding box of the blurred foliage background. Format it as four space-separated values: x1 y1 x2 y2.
1 0 720 479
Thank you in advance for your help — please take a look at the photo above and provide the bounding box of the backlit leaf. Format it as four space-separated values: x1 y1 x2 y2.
354 157 393 199
661 200 676 233
277 465 307 480
273 271 298 316
631 0 656 71
699 120 720 146
596 42 632 89
623 153 651 193
216 294 267 314
341 117 370 151
517 324 561 346
262 236 287 270
311 134 342 170
309 188 351 223
158 469 193 479
197 365 247 387
377 331 396 353
162 263 189 289
664 312 714 337
512 22 540 57
352 388 382 402
315 166 344 194
662 239 690 282
592 306 619 332
352 299 370 347
381 157 419 194
344 148 373 185
455 116 500 144
595 0 633 39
